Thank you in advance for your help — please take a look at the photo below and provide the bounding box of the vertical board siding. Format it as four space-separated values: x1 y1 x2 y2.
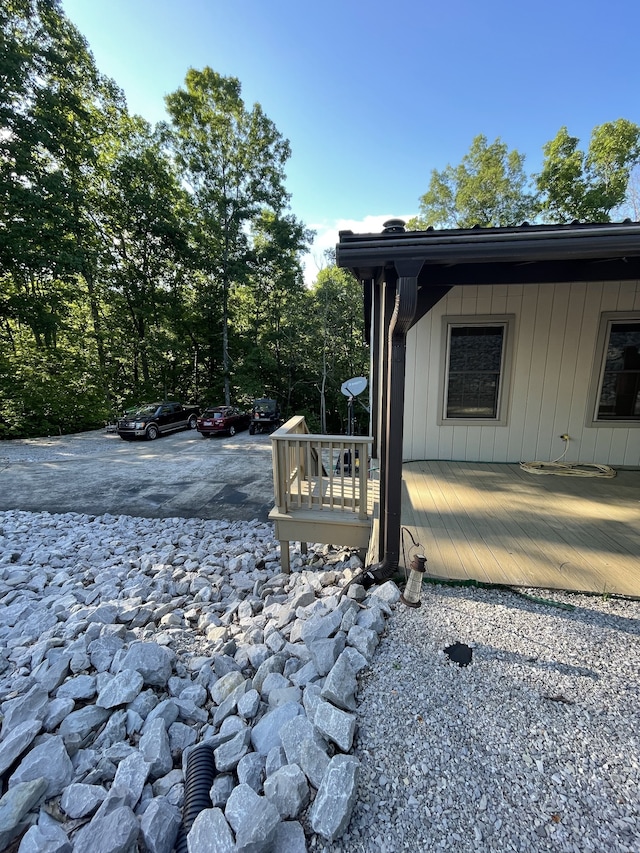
537 285 571 461
505 287 530 462
404 281 640 465
518 284 566 461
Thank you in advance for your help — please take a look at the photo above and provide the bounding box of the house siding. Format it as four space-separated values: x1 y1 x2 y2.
404 281 640 466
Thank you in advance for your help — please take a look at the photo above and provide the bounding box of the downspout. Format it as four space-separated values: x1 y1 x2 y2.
368 277 380 459
375 277 394 567
365 256 423 583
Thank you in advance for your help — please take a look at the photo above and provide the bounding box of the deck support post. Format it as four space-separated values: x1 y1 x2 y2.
280 541 290 573
368 259 423 581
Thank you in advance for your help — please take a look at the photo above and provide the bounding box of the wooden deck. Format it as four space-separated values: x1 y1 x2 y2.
401 461 640 597
269 417 376 571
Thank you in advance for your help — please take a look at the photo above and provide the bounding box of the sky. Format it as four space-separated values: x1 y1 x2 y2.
61 0 640 283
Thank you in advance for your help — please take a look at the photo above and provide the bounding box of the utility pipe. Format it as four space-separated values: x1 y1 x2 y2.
174 743 217 853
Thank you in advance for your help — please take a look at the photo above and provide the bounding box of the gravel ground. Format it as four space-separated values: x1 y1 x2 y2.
1 432 639 852
0 430 118 463
321 584 640 853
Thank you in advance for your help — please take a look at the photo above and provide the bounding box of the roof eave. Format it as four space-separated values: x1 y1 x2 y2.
336 222 640 276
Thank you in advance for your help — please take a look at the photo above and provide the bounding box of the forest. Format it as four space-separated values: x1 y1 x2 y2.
1 0 368 438
2 1 639 439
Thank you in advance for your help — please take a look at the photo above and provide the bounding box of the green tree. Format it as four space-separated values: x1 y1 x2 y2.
536 119 640 222
0 0 121 433
235 211 313 404
619 164 640 221
309 266 369 434
165 69 291 406
408 135 537 230
93 117 193 403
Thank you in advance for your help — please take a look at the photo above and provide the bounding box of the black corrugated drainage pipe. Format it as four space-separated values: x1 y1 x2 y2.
364 257 423 585
174 743 217 853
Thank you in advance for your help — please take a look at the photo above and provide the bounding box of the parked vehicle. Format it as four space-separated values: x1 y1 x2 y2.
196 406 251 437
117 402 200 441
249 398 282 434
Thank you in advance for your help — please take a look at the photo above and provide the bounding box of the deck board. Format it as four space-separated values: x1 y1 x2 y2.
401 461 640 597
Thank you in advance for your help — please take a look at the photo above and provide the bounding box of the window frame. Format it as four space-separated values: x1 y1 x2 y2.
588 311 640 428
438 314 515 427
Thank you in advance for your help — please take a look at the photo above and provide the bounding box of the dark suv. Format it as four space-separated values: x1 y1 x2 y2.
249 398 282 434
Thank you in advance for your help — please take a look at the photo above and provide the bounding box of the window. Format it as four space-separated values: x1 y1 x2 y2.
595 318 640 421
440 316 513 424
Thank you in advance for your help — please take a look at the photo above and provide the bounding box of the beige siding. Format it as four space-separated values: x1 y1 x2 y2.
404 281 640 465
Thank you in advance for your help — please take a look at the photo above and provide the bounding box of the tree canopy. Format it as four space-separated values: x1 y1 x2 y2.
537 120 640 222
408 135 537 229
165 68 293 406
409 120 640 230
0 0 367 438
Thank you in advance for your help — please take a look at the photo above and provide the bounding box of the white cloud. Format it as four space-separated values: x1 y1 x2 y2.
302 213 416 286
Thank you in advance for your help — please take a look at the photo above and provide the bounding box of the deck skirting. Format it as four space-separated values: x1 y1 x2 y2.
269 506 372 571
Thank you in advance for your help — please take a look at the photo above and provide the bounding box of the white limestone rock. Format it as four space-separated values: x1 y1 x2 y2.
96 669 144 708
0 720 42 776
263 764 310 819
118 642 173 687
60 783 107 819
9 735 73 798
250 702 304 757
186 807 235 853
139 797 181 853
312 699 356 753
0 778 48 851
225 783 281 853
308 754 360 841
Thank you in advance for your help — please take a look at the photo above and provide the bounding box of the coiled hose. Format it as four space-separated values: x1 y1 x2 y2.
174 743 217 853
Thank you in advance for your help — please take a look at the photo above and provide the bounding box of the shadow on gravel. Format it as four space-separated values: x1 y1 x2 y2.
471 644 599 680
431 585 640 639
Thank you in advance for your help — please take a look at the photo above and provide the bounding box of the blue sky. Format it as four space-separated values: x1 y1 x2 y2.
61 0 640 281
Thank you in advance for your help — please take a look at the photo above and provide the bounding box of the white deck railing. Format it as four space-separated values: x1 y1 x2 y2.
270 416 373 519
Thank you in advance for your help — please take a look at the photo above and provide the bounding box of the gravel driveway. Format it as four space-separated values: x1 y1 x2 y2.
0 427 275 522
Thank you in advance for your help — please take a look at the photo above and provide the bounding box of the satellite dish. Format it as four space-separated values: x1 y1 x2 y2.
340 377 367 398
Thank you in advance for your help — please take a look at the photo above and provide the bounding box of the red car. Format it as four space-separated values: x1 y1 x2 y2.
196 406 251 437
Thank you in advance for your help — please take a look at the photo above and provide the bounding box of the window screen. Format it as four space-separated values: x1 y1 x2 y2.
596 321 640 420
445 325 505 419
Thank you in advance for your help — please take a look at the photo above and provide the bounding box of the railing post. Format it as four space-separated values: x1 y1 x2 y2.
358 438 368 519
271 434 289 513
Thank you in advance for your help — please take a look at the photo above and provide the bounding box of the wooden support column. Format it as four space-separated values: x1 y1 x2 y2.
371 259 423 578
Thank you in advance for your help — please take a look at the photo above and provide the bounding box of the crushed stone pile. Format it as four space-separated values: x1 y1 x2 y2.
0 507 638 853
0 509 393 852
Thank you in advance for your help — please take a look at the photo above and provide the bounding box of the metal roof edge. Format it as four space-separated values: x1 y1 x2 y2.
336 221 640 271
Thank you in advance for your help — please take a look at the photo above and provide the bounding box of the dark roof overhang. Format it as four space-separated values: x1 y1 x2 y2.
336 221 640 285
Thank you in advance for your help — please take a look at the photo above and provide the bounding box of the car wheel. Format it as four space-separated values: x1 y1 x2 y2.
188 414 197 429
146 425 159 440
229 425 236 436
